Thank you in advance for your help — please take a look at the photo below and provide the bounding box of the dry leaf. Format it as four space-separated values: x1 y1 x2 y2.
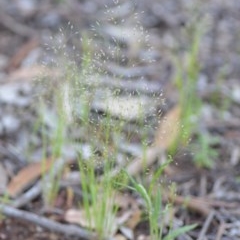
65 208 118 235
64 208 95 229
154 105 181 149
66 187 74 209
7 65 61 83
125 208 141 229
125 147 161 177
113 192 137 210
119 226 134 240
7 159 53 198
170 194 211 217
123 105 181 177
115 192 141 232
117 208 141 229
137 235 151 240
114 234 127 240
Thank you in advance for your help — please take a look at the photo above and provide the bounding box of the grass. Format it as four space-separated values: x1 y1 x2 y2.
78 151 118 238
38 46 125 236
191 132 219 168
41 91 67 207
77 111 123 238
173 24 202 148
173 22 220 168
35 11 199 239
36 65 196 239
123 159 197 240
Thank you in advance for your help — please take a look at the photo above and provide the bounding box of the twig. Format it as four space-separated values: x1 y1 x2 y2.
216 221 226 240
12 158 69 208
12 181 42 208
0 203 96 239
199 175 207 197
0 9 37 37
0 144 26 167
103 147 162 181
168 193 237 217
197 210 215 240
6 37 39 72
166 194 211 217
125 147 162 177
86 75 162 95
95 61 158 78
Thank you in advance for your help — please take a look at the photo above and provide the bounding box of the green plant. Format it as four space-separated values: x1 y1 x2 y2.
78 157 118 239
38 29 95 208
74 95 125 239
37 6 193 238
122 158 197 240
0 192 12 220
172 23 219 169
191 132 219 168
40 90 67 207
211 68 232 116
174 24 203 148
77 114 121 239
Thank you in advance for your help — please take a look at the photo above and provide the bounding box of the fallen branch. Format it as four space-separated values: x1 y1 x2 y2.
216 221 226 240
12 181 42 208
0 203 96 239
0 9 36 37
10 158 66 207
164 193 211 217
165 192 238 217
197 210 215 240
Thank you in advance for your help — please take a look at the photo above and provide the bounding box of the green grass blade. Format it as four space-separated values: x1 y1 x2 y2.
163 224 197 240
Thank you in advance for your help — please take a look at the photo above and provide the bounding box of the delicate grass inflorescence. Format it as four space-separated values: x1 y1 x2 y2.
172 19 219 169
35 0 197 239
